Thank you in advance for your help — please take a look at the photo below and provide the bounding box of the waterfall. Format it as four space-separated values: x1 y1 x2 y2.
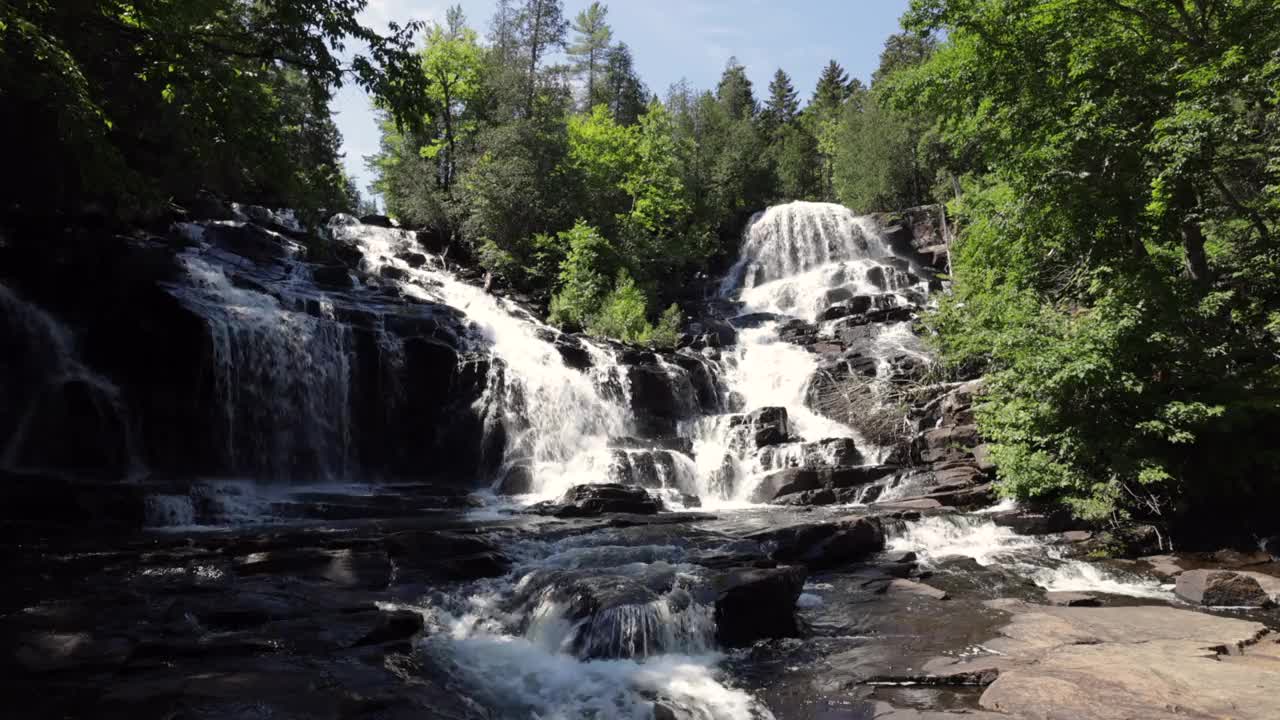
164 244 356 481
696 201 931 502
0 283 143 479
329 219 634 499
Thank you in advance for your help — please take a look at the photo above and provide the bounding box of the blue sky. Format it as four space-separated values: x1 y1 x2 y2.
334 0 911 199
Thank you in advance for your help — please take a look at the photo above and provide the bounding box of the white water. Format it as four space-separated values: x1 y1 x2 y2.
891 515 1173 600
166 247 354 480
0 283 144 479
330 219 634 500
399 531 772 720
699 202 932 502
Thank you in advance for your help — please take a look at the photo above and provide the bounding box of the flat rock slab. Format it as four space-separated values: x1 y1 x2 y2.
955 601 1277 720
1044 591 1100 607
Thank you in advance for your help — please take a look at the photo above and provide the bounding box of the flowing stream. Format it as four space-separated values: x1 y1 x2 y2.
1 201 1188 719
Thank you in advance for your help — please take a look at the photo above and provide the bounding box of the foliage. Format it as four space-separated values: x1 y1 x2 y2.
548 221 616 329
587 269 652 343
901 0 1280 535
0 0 428 219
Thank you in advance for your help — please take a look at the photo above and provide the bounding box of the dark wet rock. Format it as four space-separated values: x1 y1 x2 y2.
311 263 353 289
495 463 534 495
776 319 819 346
533 483 664 517
235 547 393 590
774 488 839 506
714 565 807 646
398 251 428 268
554 335 593 370
669 351 722 413
203 222 294 262
729 312 783 329
185 190 238 221
0 474 146 539
702 321 737 348
384 530 511 582
987 507 1078 536
1175 569 1279 608
730 406 790 449
626 364 688 428
753 464 899 503
352 609 425 647
753 516 886 570
379 264 409 281
359 214 396 228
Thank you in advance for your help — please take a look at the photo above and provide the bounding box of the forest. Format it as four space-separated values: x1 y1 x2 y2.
3 0 1278 526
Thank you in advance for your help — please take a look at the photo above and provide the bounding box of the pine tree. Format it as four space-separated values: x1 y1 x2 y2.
604 43 646 125
812 60 851 116
567 2 613 109
761 68 799 136
716 57 757 121
518 0 568 117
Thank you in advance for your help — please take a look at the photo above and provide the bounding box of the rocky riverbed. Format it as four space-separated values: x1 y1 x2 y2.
3 200 1277 718
5 488 1278 719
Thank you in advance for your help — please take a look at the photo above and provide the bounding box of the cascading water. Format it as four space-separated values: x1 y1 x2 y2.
0 283 143 479
694 201 933 503
165 245 355 480
890 514 1174 600
328 218 635 500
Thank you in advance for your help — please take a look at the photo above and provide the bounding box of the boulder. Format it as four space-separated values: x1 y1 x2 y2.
728 312 782 329
541 484 664 517
385 530 511 582
398 251 428 268
311 264 353 289
1175 570 1280 608
495 463 534 495
379 265 409 281
755 516 886 570
204 222 293 262
713 565 807 646
731 407 790 449
554 335 593 370
352 609 425 647
359 214 396 228
753 464 898 503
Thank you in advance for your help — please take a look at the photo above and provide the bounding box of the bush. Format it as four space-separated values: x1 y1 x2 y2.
587 270 651 343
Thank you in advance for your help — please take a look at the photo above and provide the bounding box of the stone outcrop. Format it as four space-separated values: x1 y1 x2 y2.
1174 569 1280 608
931 600 1280 720
531 483 664 517
713 565 807 646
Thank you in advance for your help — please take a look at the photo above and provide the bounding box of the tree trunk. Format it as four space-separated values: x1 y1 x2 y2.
1181 217 1210 284
1176 182 1210 285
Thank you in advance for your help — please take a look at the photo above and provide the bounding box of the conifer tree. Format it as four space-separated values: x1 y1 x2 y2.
567 2 613 108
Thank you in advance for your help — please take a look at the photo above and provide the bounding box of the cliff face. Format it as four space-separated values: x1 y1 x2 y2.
0 209 489 491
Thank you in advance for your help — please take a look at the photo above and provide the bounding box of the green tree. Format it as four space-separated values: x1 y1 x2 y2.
603 43 647 125
517 0 568 117
0 0 428 218
419 11 485 192
901 0 1280 534
761 69 800 136
568 2 613 108
588 269 652 343
811 60 852 117
548 221 617 330
716 57 757 121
